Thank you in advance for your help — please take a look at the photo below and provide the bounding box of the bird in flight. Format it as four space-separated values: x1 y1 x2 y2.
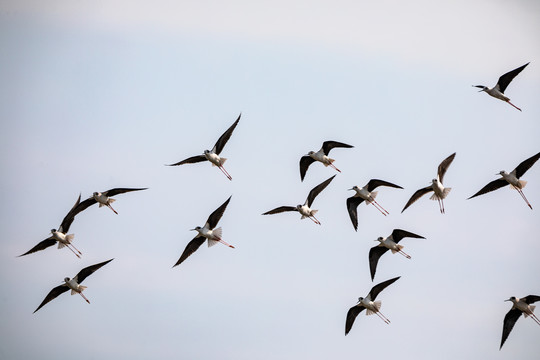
402 153 456 214
346 179 403 231
262 175 335 225
474 62 529 111
468 151 540 209
73 187 148 215
299 141 353 181
33 259 114 313
167 114 241 180
19 194 84 258
345 276 400 335
173 196 234 267
368 229 425 281
500 295 540 349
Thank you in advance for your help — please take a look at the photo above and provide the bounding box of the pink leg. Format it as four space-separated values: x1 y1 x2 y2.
68 243 82 255
375 311 390 324
79 292 90 304
107 204 118 214
219 165 232 180
517 189 533 209
310 215 321 225
65 244 81 258
217 238 235 248
398 250 411 259
329 163 341 173
530 313 540 325
507 101 522 112
372 200 389 215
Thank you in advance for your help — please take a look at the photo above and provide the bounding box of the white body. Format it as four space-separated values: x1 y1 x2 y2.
204 150 226 167
510 297 536 317
430 178 451 200
64 277 86 294
51 230 75 248
309 150 333 166
377 236 402 253
297 204 317 218
500 170 526 189
93 192 114 206
359 296 382 316
351 185 377 204
484 86 510 102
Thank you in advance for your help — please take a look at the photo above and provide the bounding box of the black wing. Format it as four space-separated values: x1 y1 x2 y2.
366 179 403 192
167 155 207 166
467 178 508 200
58 194 82 233
299 156 315 182
33 284 69 313
212 113 241 155
18 238 57 257
500 308 522 349
438 153 456 183
368 246 389 281
173 236 206 267
514 151 540 179
306 175 335 207
402 186 433 213
74 258 114 284
345 305 365 335
369 276 400 300
103 188 148 198
346 196 365 232
262 206 297 215
321 140 353 155
497 63 529 94
391 229 425 243
522 295 540 304
206 196 232 229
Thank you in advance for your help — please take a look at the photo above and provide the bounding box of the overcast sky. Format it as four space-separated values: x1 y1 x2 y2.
1 1 539 359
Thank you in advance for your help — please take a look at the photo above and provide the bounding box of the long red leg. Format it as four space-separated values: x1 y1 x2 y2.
65 244 81 258
507 101 522 112
375 311 390 324
530 313 540 325
372 200 389 215
69 243 82 255
398 250 411 259
216 238 235 248
517 189 533 209
79 292 90 304
107 204 118 214
329 163 341 173
310 215 321 225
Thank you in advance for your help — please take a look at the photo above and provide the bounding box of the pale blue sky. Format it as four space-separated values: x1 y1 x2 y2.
1 1 539 359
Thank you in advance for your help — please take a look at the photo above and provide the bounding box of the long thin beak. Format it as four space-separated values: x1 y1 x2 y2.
504 299 511 302
348 188 354 191
189 228 196 231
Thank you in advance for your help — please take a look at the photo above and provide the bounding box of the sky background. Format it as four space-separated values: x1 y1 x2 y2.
1 0 539 359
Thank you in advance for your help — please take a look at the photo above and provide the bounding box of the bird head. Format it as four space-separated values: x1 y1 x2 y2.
474 85 487 92
307 151 315 156
357 297 364 303
295 205 303 210
203 150 210 154
50 228 57 233
498 170 507 176
375 237 384 243
348 186 359 191
93 192 99 197
431 178 438 184
505 296 517 302
190 226 202 231
63 277 70 283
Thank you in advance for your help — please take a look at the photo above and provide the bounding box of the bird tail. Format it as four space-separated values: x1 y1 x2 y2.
323 158 335 167
212 157 227 166
366 191 378 205
57 242 65 249
366 301 381 315
208 228 222 247
65 234 74 243
71 286 87 295
430 187 451 200
524 305 536 317
510 180 527 190
390 244 404 254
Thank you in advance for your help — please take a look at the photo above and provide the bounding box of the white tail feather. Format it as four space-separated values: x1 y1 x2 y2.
212 227 222 239
510 180 527 190
98 203 104 207
65 234 74 243
430 187 451 200
366 191 378 205
109 198 116 203
390 244 404 254
311 209 318 215
530 305 536 313
208 239 219 247
57 242 66 249
366 300 382 315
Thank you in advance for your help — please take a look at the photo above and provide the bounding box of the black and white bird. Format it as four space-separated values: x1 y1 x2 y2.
468 151 540 209
346 179 403 231
299 141 353 181
19 194 84 258
33 259 113 313
74 187 148 215
500 295 540 350
167 114 241 180
345 276 400 335
173 196 234 267
368 229 425 281
262 175 335 225
474 62 529 111
402 153 456 214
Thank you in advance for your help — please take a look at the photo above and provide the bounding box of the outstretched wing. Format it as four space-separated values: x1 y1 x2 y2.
500 308 522 349
75 258 114 284
33 284 69 313
212 113 241 155
514 151 540 179
368 246 389 281
173 236 206 267
321 140 353 155
467 179 508 200
346 196 365 231
366 179 403 192
299 156 315 182
391 229 425 243
438 153 456 183
262 206 296 215
369 276 400 300
103 188 148 198
58 194 82 233
401 186 432 213
345 305 365 335
497 63 529 94
18 238 57 257
167 155 207 166
306 175 335 207
206 196 232 229
522 295 540 304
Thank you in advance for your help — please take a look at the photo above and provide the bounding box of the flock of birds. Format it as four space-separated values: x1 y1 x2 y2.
20 63 538 350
